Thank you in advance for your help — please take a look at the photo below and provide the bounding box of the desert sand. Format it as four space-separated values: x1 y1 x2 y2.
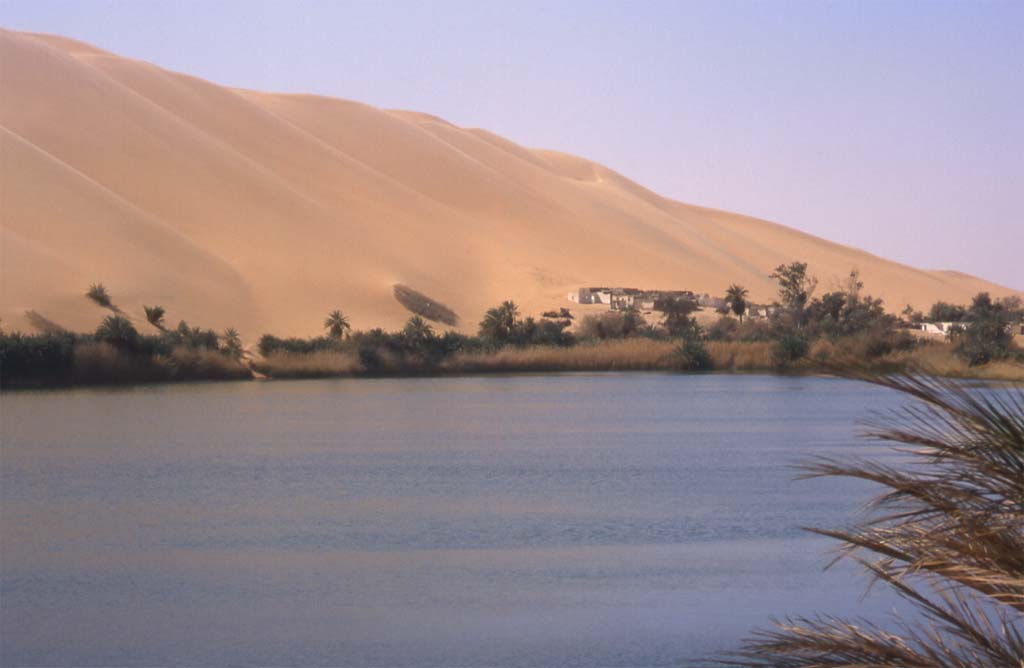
0 29 1015 337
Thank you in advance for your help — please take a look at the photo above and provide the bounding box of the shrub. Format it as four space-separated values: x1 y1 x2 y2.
928 300 967 322
706 316 739 342
954 292 1017 366
674 337 712 371
0 331 81 387
258 334 341 356
771 333 809 366
576 312 643 340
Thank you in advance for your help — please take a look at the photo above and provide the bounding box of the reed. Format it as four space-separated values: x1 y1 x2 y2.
254 350 361 378
442 338 679 373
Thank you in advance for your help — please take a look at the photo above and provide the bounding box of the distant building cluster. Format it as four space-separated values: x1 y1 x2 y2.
567 287 776 318
568 287 696 312
917 322 964 336
914 321 1024 336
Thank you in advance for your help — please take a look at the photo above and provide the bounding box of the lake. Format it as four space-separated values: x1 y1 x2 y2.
1 374 910 666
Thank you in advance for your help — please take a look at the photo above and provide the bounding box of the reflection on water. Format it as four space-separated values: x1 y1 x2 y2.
2 374 907 666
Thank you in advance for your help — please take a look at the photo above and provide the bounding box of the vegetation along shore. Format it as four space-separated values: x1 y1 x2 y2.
2 263 1022 389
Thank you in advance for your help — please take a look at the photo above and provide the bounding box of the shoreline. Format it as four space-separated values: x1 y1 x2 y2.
5 356 1022 391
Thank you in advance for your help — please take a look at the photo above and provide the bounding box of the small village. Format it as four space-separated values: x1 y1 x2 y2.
567 286 1024 337
567 286 777 317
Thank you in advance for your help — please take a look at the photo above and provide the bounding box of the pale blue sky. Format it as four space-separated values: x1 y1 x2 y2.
2 0 1021 289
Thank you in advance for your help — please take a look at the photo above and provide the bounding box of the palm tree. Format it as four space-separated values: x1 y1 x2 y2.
498 301 519 330
720 371 1024 668
221 328 244 360
86 283 113 309
725 284 749 322
478 300 520 342
403 316 434 345
95 315 139 349
143 305 166 331
479 308 505 341
324 310 351 340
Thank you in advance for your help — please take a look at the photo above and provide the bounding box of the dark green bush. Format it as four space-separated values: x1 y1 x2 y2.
0 331 82 387
771 333 809 366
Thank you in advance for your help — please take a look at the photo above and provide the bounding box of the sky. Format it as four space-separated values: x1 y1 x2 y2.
2 0 1021 289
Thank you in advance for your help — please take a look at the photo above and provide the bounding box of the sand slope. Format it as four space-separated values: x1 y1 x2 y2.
0 29 1015 336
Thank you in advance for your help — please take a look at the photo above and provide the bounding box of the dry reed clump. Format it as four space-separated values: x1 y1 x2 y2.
167 346 250 381
705 341 775 371
443 338 679 373
896 341 1024 382
717 371 1024 667
72 342 170 383
255 350 361 378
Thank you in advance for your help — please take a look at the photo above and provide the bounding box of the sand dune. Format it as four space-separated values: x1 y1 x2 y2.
0 29 1015 337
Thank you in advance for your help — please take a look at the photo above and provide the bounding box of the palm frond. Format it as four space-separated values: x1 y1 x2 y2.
716 370 1024 668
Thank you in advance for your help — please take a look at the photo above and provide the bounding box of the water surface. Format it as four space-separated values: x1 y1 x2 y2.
2 374 907 666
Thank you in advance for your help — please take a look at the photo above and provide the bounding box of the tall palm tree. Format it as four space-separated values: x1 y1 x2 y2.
221 328 244 360
143 305 166 331
498 301 520 331
725 284 749 322
86 283 113 309
324 310 351 340
479 308 505 341
479 300 520 342
720 371 1024 668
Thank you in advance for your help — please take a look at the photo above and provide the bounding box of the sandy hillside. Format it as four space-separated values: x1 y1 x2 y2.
0 29 1016 338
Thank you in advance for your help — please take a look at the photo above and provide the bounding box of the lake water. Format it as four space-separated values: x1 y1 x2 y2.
1 374 911 667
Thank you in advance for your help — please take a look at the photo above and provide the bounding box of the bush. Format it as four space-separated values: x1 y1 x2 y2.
674 337 712 371
0 331 82 387
928 300 967 322
953 292 1017 366
258 334 341 356
956 318 1014 365
771 333 809 366
706 316 739 342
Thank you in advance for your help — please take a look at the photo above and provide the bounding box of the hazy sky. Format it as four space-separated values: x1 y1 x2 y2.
2 0 1021 289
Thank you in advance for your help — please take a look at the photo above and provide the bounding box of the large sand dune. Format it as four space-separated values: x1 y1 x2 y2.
0 29 1015 337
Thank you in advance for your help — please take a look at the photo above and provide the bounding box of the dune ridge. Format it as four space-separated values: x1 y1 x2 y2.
0 28 1015 336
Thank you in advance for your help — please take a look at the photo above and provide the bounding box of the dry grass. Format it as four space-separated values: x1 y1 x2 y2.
439 339 1024 380
254 350 361 378
166 346 251 381
443 338 680 373
893 341 1024 382
718 371 1024 668
705 341 775 371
